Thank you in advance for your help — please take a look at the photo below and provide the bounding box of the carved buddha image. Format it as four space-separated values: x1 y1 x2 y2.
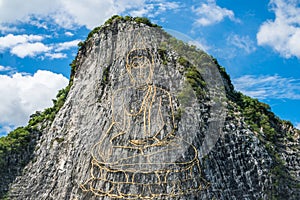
81 42 208 198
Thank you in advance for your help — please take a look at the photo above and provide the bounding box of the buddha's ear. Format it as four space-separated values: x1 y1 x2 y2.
125 63 131 72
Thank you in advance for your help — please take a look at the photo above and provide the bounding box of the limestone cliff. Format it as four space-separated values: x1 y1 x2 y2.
1 16 299 200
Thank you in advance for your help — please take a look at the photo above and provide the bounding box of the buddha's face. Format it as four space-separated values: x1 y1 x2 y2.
126 49 153 85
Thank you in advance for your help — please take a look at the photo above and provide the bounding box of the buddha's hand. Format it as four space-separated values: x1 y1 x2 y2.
129 137 158 146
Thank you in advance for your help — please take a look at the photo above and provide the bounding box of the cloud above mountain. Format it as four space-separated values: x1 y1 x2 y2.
0 34 80 58
192 0 238 26
227 34 256 54
257 0 300 58
0 70 68 132
0 0 180 30
233 74 300 100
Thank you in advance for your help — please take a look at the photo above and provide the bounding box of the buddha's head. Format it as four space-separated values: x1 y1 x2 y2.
126 48 153 85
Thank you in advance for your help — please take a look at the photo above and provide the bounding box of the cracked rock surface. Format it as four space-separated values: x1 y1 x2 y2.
6 20 299 200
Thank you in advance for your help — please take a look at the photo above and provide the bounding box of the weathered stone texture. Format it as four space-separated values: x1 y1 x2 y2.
6 20 299 200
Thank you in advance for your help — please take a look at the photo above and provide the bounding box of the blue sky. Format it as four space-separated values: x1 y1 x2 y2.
0 0 299 136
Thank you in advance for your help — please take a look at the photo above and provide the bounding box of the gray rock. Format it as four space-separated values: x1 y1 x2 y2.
6 19 299 200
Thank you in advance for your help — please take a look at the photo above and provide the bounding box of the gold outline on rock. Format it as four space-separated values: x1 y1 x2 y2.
80 33 209 199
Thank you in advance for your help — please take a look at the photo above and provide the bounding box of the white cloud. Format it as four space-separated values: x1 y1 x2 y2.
11 42 51 58
0 70 69 131
28 18 48 30
0 65 13 72
0 0 180 29
42 39 81 59
0 34 80 58
0 24 18 34
0 0 135 29
192 0 238 26
257 0 300 58
0 34 43 50
125 0 181 18
130 8 150 17
227 34 256 54
156 1 180 11
233 74 300 100
45 52 67 59
65 31 74 37
0 0 59 23
60 0 118 29
55 40 81 52
0 0 114 29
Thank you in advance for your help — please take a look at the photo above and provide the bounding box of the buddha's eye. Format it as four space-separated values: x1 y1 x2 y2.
132 62 139 68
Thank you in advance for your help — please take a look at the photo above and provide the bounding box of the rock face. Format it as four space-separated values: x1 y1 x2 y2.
6 18 300 200
0 129 40 198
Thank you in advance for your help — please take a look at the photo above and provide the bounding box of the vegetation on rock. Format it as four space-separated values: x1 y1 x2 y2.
163 28 299 198
0 44 80 199
86 15 161 41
